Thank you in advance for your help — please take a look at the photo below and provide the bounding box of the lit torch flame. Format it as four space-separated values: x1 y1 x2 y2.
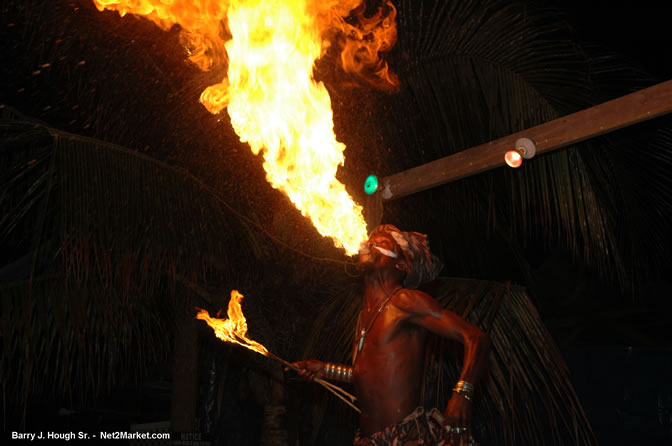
92 0 398 255
196 290 268 356
196 289 361 412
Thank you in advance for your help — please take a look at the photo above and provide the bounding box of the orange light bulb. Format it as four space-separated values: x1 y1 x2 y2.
505 150 523 168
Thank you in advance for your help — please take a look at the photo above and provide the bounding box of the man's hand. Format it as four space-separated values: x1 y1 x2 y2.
444 392 472 429
443 393 477 445
288 359 325 381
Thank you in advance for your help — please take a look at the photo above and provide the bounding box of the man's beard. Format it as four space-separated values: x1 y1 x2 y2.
356 253 376 272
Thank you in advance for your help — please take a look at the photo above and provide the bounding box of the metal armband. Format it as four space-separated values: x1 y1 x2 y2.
453 380 474 401
324 363 353 383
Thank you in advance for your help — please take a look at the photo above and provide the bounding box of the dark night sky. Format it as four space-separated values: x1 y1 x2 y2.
562 3 672 114
560 2 672 79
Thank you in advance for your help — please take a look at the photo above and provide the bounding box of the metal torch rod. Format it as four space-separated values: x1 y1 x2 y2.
379 79 672 201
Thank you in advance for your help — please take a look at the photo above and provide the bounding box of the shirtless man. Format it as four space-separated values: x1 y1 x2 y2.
293 225 492 445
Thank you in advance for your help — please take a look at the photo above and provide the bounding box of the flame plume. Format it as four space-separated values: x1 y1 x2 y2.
93 0 398 255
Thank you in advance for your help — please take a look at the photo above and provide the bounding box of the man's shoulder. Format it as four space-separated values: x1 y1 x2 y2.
392 288 438 315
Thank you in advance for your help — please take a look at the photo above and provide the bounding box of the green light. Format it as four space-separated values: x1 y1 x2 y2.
364 174 379 195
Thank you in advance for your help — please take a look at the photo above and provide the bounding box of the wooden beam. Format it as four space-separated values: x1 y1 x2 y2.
380 80 672 201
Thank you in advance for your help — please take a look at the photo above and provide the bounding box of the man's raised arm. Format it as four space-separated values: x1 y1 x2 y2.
397 289 492 426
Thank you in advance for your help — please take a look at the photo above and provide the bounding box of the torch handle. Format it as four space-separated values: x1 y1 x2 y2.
266 352 301 372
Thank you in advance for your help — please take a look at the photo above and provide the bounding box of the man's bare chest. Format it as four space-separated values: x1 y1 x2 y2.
356 305 407 355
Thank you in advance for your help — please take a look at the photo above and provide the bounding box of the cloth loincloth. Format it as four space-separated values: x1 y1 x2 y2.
353 407 476 446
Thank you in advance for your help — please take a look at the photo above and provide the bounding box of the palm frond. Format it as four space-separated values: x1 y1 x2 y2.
424 278 595 445
1 111 273 280
374 0 672 297
0 111 275 409
0 275 174 410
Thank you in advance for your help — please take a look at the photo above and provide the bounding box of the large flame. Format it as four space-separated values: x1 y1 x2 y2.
196 290 269 355
92 0 398 255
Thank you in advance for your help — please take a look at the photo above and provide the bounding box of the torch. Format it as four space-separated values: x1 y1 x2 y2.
196 290 360 413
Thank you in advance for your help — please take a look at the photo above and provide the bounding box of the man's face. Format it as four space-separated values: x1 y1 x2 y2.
358 233 400 270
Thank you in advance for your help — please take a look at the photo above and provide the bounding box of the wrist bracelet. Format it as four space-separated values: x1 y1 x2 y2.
453 380 474 400
324 362 353 383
